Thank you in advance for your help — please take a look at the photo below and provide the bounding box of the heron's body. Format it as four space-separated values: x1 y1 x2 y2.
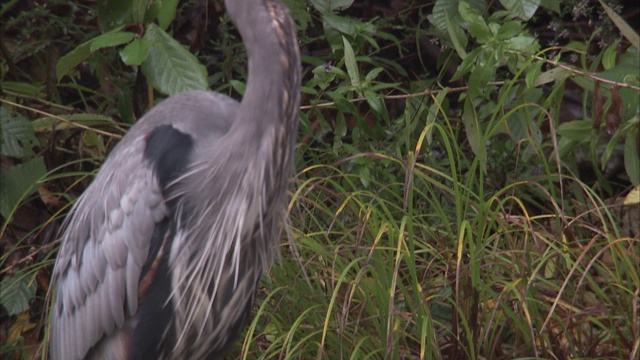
49 0 300 358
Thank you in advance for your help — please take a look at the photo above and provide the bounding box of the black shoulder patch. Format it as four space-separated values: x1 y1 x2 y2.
144 125 194 190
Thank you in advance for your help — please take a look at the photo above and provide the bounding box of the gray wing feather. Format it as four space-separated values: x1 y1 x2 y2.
51 136 168 360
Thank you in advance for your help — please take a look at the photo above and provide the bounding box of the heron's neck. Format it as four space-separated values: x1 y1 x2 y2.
226 0 300 133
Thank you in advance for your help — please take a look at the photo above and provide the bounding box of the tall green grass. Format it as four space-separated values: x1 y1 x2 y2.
235 108 639 359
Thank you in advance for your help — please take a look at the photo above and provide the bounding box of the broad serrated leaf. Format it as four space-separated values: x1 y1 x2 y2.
1 107 38 158
0 157 47 220
499 0 540 20
0 275 37 316
141 24 208 95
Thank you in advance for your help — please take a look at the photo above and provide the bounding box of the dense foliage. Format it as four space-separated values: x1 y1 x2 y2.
1 0 638 358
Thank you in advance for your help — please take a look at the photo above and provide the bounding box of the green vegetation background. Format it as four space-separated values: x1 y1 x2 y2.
1 0 639 359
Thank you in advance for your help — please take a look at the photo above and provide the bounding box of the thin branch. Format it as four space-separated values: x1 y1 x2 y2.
0 98 124 139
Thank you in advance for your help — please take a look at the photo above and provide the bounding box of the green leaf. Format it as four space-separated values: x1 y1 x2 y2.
625 129 639 185
0 274 37 316
599 0 640 49
98 0 133 29
358 164 371 187
321 14 375 52
534 67 570 87
335 110 347 139
539 0 560 13
451 46 483 81
31 114 115 132
56 41 92 81
342 36 360 88
82 130 104 152
0 157 47 220
429 0 486 34
1 107 39 158
467 55 496 97
57 26 130 81
556 120 592 142
369 82 401 92
158 0 179 29
89 28 135 52
141 23 208 95
310 0 354 14
602 40 620 70
364 67 384 82
497 21 523 40
131 0 148 24
1 82 45 98
310 63 338 91
120 38 152 65
229 79 246 96
499 0 540 20
364 89 382 114
525 61 543 89
462 97 485 165
144 0 162 24
459 1 491 43
426 90 449 146
505 34 538 53
506 106 542 144
444 8 468 58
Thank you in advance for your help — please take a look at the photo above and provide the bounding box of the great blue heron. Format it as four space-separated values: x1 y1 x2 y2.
48 0 300 358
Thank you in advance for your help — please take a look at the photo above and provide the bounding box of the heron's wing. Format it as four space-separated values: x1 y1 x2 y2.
50 135 168 360
50 91 238 360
